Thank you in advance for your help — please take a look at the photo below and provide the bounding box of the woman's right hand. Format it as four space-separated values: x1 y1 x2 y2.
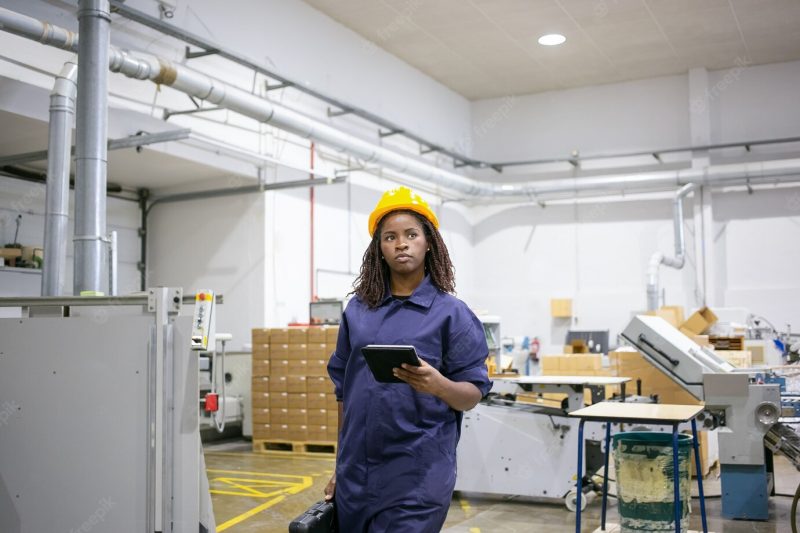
324 474 336 501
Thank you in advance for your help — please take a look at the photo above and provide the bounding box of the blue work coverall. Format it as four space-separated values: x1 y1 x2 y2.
328 276 492 532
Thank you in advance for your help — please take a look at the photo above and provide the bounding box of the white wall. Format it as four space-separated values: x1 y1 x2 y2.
148 190 265 352
468 60 800 351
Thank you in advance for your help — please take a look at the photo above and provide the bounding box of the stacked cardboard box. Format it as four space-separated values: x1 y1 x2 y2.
251 326 339 444
609 349 701 405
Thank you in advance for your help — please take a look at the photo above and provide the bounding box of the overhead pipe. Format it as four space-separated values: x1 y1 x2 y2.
1 7 800 202
41 58 77 296
646 184 695 311
73 0 111 295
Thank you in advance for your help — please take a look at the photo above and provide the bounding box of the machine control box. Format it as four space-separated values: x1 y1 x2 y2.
191 290 215 351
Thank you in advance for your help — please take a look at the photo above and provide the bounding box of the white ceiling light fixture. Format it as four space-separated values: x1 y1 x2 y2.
538 33 566 46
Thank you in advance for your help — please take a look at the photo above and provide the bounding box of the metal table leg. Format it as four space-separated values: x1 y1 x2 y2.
601 422 611 531
691 419 708 533
576 419 585 533
672 424 681 533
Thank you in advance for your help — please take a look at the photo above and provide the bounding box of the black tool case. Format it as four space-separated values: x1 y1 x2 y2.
289 500 336 533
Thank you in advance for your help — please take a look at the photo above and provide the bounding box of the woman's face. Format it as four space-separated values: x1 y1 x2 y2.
378 212 428 276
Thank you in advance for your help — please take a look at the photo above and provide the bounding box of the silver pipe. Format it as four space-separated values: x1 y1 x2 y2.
2 7 800 200
73 0 111 295
646 184 696 311
41 58 78 296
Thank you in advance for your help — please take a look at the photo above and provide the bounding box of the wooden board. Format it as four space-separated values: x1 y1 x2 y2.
569 402 704 423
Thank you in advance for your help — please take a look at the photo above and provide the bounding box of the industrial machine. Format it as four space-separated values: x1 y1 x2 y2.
456 314 800 522
0 288 220 532
455 375 631 510
621 314 800 520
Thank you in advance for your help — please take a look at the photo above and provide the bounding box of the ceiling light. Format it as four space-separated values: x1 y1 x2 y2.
538 33 566 46
501 185 515 191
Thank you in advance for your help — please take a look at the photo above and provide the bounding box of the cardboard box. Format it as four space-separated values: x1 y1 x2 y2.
252 328 270 344
540 356 561 374
271 424 289 440
269 344 290 361
307 327 327 344
652 307 682 328
252 343 270 359
288 360 308 376
680 307 718 335
287 376 307 393
569 340 589 354
719 350 752 368
269 392 289 409
746 342 765 364
307 376 333 394
307 359 328 377
252 359 271 377
325 394 338 410
551 298 572 318
660 305 685 327
252 376 270 392
692 335 710 347
326 409 338 428
252 423 273 439
288 343 308 360
269 376 288 393
288 327 308 344
270 359 289 377
288 425 308 441
326 425 338 441
287 409 308 425
287 393 307 409
307 393 328 409
252 407 271 424
252 392 271 408
609 350 701 405
270 328 290 344
307 343 329 359
307 425 329 441
307 408 328 425
325 326 339 345
271 408 290 425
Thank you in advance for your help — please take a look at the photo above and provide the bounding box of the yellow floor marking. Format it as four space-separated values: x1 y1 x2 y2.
208 468 313 531
216 494 287 531
208 468 308 479
459 496 471 513
469 528 481 533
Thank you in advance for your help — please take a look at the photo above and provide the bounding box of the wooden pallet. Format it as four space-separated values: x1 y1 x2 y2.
709 336 744 350
252 439 337 456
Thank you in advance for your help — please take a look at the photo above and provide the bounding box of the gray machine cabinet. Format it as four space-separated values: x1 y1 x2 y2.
0 313 206 533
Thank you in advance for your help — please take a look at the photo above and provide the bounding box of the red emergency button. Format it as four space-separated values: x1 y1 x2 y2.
198 293 207 301
205 393 218 412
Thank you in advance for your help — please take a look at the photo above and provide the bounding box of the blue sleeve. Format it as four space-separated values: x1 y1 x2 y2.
443 307 492 397
327 307 351 401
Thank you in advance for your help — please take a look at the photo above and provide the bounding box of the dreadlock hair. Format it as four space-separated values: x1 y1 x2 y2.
351 209 455 308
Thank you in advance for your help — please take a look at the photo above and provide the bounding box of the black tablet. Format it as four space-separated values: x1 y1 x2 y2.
360 345 421 383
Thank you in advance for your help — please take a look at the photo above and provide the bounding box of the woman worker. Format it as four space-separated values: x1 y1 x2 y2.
326 186 492 532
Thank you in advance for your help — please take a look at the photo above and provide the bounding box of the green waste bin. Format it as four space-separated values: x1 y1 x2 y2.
613 432 692 532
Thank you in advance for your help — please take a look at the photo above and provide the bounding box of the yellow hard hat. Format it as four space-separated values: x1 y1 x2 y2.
368 186 439 236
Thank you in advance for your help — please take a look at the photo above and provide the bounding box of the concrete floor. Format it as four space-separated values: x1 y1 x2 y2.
203 439 797 533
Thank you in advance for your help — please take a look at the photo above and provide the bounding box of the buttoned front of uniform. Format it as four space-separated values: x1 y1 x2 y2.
328 275 491 532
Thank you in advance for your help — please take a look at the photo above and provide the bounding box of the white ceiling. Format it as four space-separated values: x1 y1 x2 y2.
302 0 800 99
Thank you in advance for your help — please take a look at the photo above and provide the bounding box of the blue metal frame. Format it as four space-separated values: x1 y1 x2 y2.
574 417 709 533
